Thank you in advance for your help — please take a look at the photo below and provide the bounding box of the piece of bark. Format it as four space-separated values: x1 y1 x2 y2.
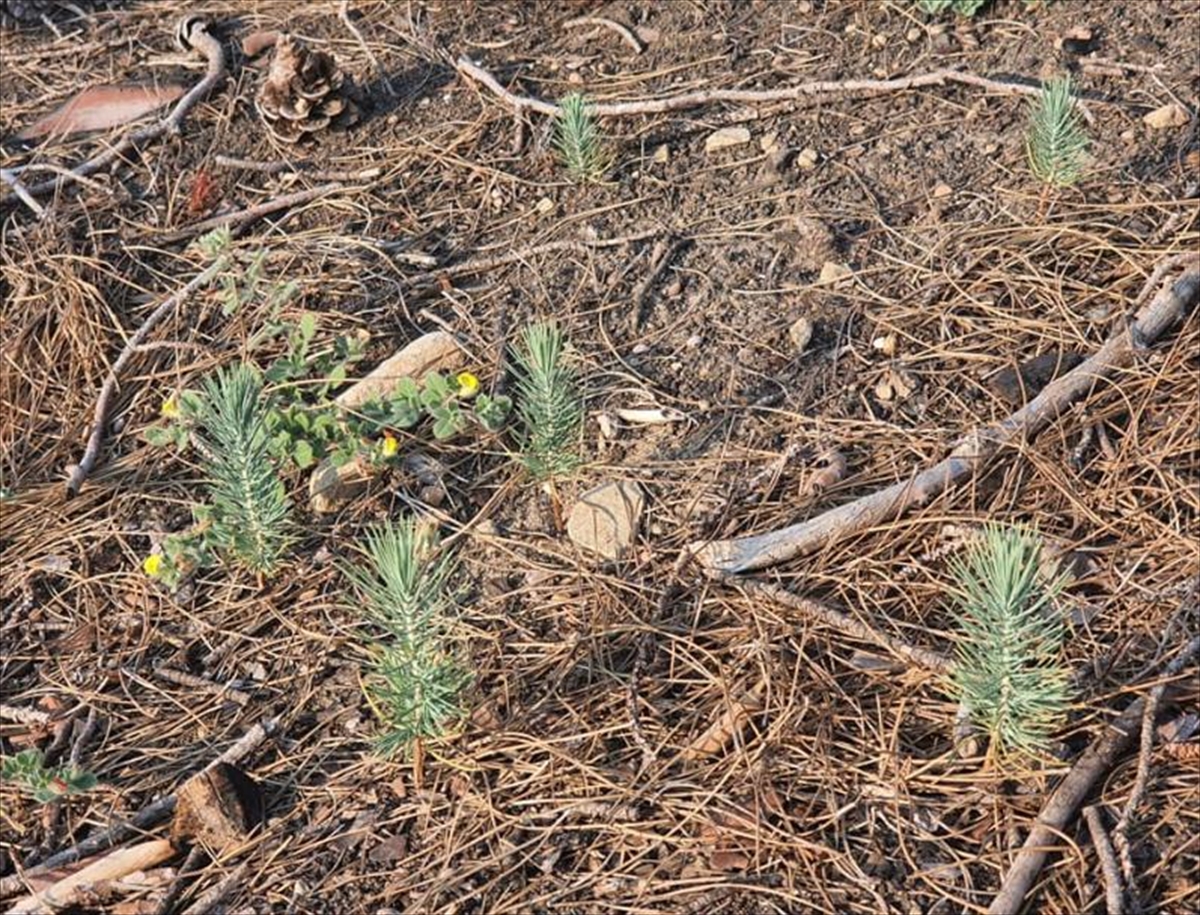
170 763 265 851
987 350 1084 405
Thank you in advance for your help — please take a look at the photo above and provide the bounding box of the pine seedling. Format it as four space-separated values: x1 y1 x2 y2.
1026 75 1089 188
948 525 1072 760
554 93 610 183
193 363 293 576
511 321 583 480
343 519 470 757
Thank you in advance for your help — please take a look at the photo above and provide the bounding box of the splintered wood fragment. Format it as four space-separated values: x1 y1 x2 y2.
171 763 265 851
689 262 1200 574
681 681 766 760
7 839 177 913
18 84 186 140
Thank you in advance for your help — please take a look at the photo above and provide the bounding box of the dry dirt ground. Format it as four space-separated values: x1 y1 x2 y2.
1 1 1199 913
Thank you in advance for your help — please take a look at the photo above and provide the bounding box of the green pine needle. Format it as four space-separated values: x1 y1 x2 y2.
554 93 610 183
343 520 469 757
512 321 584 480
194 364 293 575
1027 75 1089 188
948 525 1072 760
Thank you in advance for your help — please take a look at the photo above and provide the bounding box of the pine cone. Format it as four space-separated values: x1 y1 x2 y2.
255 34 358 144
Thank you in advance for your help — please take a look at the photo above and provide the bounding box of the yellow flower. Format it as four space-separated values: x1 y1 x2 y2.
380 434 399 458
160 396 180 419
142 554 163 577
455 371 480 399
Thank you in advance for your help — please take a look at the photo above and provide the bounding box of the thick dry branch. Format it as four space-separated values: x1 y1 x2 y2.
456 57 1094 121
13 19 226 201
689 263 1200 574
64 256 227 496
987 636 1200 915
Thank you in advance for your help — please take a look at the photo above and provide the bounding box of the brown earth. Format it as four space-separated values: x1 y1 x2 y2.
1 1 1198 913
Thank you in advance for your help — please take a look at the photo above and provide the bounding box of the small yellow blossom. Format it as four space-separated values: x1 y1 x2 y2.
380 434 400 458
455 371 480 399
160 396 180 419
142 554 163 577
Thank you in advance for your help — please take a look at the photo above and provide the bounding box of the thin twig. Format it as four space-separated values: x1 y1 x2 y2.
212 154 381 182
158 182 346 242
0 718 279 900
689 260 1200 573
987 636 1200 914
0 169 46 218
340 0 394 96
154 846 207 915
630 237 685 331
178 860 251 915
456 57 1097 122
1083 805 1126 915
563 16 644 54
734 578 954 674
65 255 227 496
12 18 226 201
153 666 252 706
0 704 51 726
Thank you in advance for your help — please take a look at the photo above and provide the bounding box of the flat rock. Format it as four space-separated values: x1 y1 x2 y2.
818 261 853 286
788 316 814 353
1143 102 1189 130
567 481 645 561
704 127 751 154
336 331 462 410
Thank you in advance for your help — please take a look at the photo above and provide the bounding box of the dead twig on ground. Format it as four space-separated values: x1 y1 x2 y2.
987 635 1200 915
7 839 178 914
631 237 685 331
689 259 1200 574
212 155 381 182
563 16 644 55
178 860 251 915
0 169 47 218
339 0 394 96
153 667 252 707
0 718 278 900
64 256 227 496
10 18 226 202
733 578 954 674
159 182 347 242
456 57 1096 121
1083 805 1126 915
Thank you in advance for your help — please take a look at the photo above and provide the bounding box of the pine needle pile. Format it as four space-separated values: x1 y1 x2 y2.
193 364 293 575
512 321 583 480
343 519 469 757
1026 75 1089 188
553 93 609 183
948 525 1072 760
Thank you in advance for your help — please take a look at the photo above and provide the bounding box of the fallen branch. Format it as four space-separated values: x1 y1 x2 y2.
987 635 1200 915
212 154 381 182
65 255 227 496
7 839 176 914
12 17 226 201
0 718 278 900
689 260 1200 574
456 57 1096 122
563 16 644 55
158 181 346 242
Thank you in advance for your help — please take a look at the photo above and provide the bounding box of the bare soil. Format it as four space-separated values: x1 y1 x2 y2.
1 1 1198 913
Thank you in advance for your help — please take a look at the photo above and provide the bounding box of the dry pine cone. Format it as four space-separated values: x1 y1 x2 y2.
256 34 357 143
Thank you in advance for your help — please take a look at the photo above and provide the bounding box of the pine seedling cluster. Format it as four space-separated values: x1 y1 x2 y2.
512 321 583 480
193 363 294 576
343 519 470 757
554 93 610 183
1026 75 1089 188
948 525 1072 760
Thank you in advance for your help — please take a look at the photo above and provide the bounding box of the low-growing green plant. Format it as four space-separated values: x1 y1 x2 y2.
948 525 1072 760
1 750 97 804
511 321 583 480
343 519 470 757
916 0 1054 15
1027 75 1089 189
554 93 610 183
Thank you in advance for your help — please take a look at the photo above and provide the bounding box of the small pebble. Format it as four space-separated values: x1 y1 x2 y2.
795 147 820 170
704 126 752 154
788 317 814 353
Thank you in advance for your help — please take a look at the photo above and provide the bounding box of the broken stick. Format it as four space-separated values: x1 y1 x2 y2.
689 260 1200 574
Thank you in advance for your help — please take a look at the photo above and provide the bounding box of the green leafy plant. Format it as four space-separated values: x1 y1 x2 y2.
948 525 1072 760
1 750 97 804
511 321 583 480
343 519 470 757
1027 75 1089 188
554 93 610 183
915 0 1054 16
